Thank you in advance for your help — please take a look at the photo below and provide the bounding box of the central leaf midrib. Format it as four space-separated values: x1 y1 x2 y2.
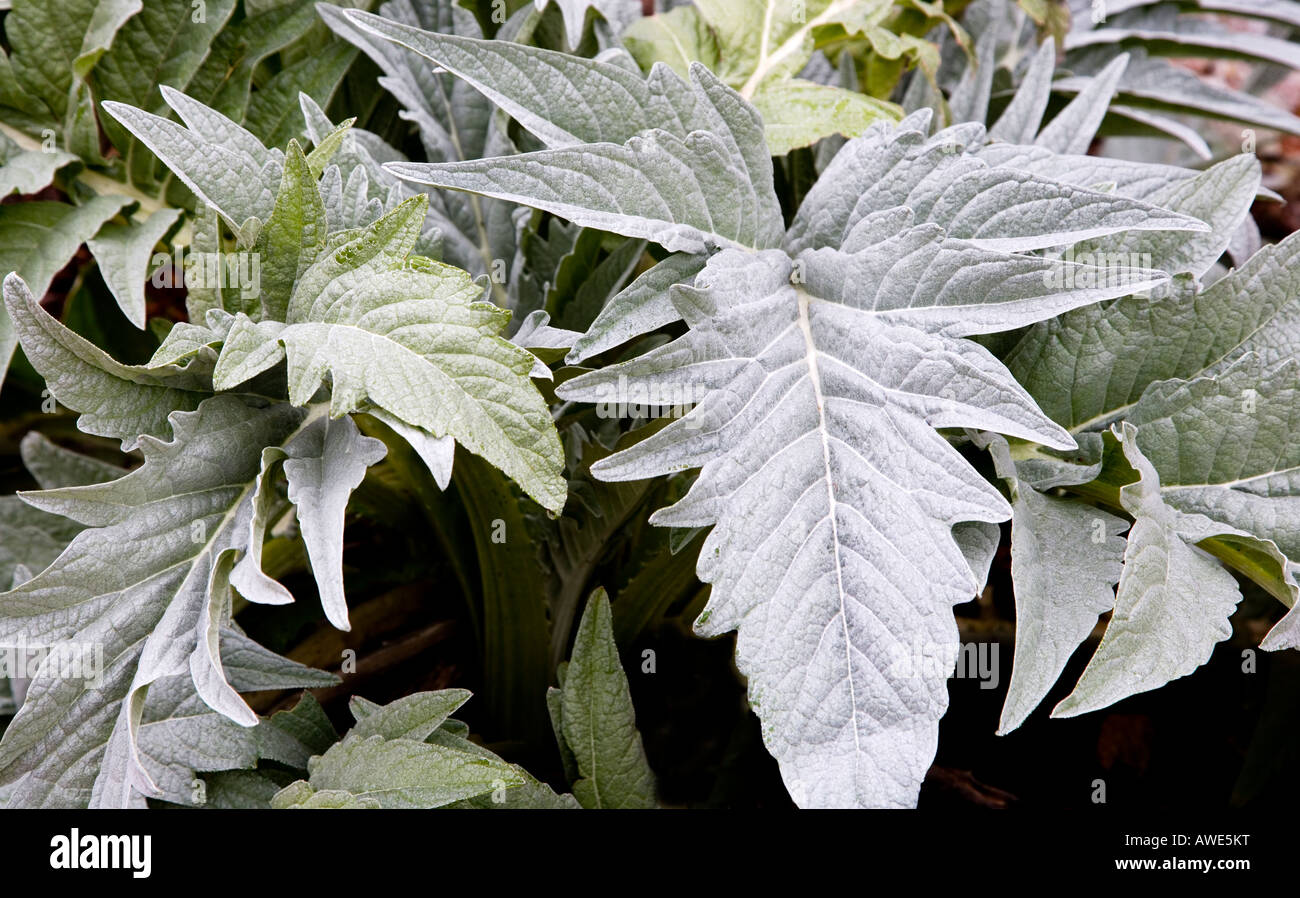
795 287 861 768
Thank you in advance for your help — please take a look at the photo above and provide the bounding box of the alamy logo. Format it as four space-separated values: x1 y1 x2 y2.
150 245 262 300
1041 246 1155 294
592 374 707 427
49 829 152 878
888 638 1000 689
0 635 104 688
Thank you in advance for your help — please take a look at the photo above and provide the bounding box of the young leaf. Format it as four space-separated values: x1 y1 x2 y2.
210 196 567 513
752 78 902 156
554 589 656 809
348 689 472 741
253 140 328 322
622 4 720 78
277 733 523 809
625 1 906 153
281 415 388 631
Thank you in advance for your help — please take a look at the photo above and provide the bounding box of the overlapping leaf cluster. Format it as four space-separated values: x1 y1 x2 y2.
3 0 1300 812
0 81 564 806
337 4 1300 806
0 0 362 389
933 0 1300 159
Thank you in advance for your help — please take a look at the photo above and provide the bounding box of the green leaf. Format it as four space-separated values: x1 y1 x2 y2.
0 433 123 594
1127 355 1300 600
1006 228 1300 435
453 452 554 743
140 666 337 807
540 437 659 668
0 134 78 196
271 781 381 808
329 702 582 810
555 589 656 808
201 770 295 809
437 720 582 809
241 41 358 150
279 732 523 808
752 78 902 156
622 5 720 79
318 1 518 287
183 0 322 124
212 196 567 513
90 0 240 187
253 141 328 322
695 0 892 98
6 0 142 121
0 197 132 387
348 690 472 741
550 236 648 332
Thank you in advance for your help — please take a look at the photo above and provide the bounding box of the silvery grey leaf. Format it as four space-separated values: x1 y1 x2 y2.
1034 54 1128 155
282 414 387 631
976 434 1127 734
988 38 1056 145
87 208 183 329
557 248 1079 806
1052 423 1272 717
566 252 707 364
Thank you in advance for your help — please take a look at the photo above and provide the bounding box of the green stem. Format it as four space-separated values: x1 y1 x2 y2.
453 451 553 744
